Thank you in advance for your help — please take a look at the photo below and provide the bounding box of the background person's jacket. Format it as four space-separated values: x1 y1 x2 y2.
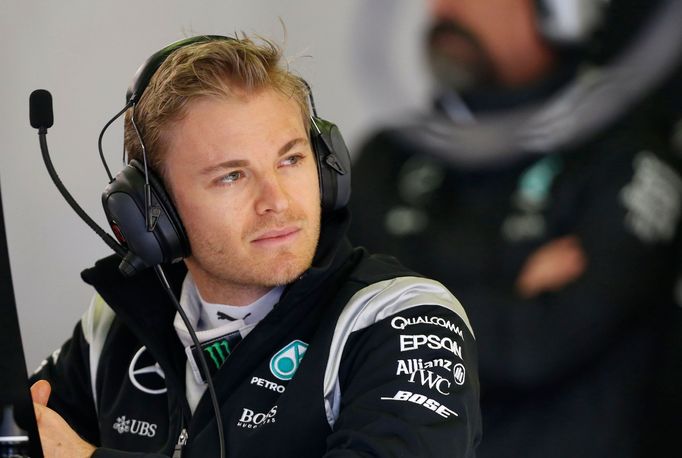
349 99 682 458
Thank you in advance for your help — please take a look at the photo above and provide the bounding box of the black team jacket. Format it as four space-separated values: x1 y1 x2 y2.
31 210 482 457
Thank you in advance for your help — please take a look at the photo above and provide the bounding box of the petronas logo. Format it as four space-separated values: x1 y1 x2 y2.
270 340 308 381
204 339 231 370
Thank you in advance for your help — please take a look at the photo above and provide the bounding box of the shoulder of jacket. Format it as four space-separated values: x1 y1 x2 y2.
80 293 116 346
80 293 118 414
321 275 473 428
338 276 473 339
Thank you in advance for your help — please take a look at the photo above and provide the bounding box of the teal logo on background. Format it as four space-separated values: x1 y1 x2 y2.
270 340 308 381
516 156 563 209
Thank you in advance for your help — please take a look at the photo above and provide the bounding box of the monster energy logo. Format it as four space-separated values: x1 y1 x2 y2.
187 330 243 383
203 339 231 370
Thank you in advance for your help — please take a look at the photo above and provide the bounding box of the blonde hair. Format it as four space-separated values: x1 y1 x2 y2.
123 35 310 176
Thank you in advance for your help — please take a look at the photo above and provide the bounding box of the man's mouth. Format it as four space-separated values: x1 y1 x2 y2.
251 227 301 246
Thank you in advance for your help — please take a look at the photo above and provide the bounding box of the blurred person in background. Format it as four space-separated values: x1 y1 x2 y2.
349 0 682 456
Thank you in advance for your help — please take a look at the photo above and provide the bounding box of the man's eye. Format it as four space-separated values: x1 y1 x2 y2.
219 171 243 184
282 154 304 167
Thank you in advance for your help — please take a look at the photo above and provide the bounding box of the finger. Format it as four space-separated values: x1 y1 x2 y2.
516 274 540 298
32 402 45 423
554 234 580 246
30 380 52 406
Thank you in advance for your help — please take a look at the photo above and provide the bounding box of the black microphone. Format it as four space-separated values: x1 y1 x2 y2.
29 89 127 259
29 89 54 132
28 90 225 457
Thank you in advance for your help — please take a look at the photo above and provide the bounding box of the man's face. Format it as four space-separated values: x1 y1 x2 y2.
163 88 321 304
426 0 497 91
426 0 556 89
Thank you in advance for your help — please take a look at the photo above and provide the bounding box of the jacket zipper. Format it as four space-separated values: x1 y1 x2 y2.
172 427 188 458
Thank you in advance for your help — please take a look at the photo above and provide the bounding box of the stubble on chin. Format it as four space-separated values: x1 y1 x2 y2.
241 208 321 286
185 214 320 299
256 218 321 286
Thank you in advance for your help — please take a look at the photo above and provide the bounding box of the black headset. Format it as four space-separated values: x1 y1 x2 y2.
101 35 351 276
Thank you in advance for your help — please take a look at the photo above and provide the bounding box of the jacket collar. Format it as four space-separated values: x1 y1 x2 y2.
80 208 353 349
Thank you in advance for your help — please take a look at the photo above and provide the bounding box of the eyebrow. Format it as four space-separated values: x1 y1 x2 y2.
199 137 310 176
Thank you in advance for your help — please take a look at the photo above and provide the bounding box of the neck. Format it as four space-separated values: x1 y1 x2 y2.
184 260 272 306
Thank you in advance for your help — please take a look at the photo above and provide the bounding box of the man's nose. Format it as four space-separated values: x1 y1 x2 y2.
254 174 290 215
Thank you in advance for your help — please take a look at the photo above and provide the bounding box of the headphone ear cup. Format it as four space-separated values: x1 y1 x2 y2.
101 160 190 269
310 117 352 212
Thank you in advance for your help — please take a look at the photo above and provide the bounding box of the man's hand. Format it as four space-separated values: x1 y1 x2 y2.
30 380 96 458
516 235 587 298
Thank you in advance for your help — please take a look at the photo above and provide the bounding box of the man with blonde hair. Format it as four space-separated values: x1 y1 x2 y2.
30 35 481 458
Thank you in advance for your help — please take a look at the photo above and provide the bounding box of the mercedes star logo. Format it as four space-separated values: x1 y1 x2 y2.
128 346 167 395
